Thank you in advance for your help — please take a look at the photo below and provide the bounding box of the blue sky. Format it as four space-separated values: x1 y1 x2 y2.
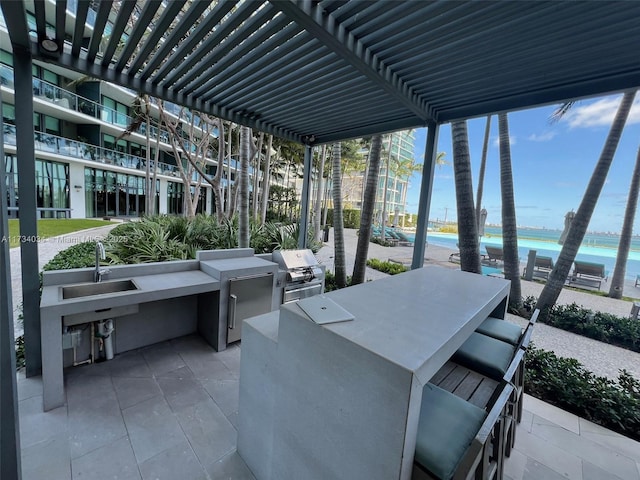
407 93 640 234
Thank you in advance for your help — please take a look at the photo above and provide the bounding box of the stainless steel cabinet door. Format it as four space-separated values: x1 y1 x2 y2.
227 273 273 344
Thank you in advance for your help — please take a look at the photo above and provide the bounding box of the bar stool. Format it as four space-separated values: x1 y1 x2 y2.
475 309 539 346
452 316 536 455
413 381 514 480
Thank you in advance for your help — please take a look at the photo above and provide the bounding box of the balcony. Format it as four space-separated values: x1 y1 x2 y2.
2 123 182 177
1 64 211 154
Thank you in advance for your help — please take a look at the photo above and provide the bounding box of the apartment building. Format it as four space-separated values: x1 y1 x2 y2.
1 10 245 221
340 130 416 226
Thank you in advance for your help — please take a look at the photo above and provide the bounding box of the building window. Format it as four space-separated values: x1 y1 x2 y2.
4 155 69 218
85 167 149 218
167 181 184 215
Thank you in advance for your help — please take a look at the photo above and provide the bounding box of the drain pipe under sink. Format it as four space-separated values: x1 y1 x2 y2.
97 319 115 360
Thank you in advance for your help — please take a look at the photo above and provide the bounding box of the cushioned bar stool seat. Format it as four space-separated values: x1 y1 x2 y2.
475 317 522 345
414 384 486 479
476 310 539 346
452 332 516 380
414 382 515 480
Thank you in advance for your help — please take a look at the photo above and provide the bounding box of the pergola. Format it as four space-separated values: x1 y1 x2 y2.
2 1 640 476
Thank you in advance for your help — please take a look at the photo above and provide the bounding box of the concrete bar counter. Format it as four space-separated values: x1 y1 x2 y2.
238 266 510 480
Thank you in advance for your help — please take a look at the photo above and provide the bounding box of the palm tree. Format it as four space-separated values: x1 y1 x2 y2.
352 135 382 285
313 145 327 242
537 91 637 314
475 115 492 230
390 156 423 226
238 126 250 248
498 113 523 311
332 142 348 288
451 120 482 273
251 132 265 219
260 134 274 224
609 145 640 298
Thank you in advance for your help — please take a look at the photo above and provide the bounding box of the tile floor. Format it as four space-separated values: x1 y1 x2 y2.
16 334 640 480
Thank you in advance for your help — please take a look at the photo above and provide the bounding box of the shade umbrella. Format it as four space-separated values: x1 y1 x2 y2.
478 208 488 237
558 210 575 245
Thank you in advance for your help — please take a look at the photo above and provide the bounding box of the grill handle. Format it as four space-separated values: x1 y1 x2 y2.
228 294 237 329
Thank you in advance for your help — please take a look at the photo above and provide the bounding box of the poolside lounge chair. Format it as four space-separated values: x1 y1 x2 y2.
568 260 607 289
393 230 414 246
522 255 554 281
484 245 504 264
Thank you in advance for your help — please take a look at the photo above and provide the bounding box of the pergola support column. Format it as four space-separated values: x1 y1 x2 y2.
14 49 41 376
297 144 313 249
0 92 22 479
412 122 440 269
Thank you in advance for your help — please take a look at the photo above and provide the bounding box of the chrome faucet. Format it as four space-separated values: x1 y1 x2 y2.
94 241 110 282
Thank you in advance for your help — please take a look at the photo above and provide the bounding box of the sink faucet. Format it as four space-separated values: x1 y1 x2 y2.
94 241 110 282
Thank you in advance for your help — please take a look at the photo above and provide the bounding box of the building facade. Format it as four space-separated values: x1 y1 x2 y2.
1 12 249 220
340 130 416 226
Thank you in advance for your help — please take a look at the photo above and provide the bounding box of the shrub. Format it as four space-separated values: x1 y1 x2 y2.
525 298 640 353
325 208 361 229
366 258 408 275
43 241 97 271
370 237 396 247
104 215 321 263
525 344 640 441
324 271 352 292
438 224 458 234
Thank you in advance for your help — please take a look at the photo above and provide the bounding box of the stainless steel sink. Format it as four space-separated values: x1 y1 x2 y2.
61 279 138 299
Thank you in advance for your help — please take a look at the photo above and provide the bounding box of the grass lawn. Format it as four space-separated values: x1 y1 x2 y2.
6 219 113 248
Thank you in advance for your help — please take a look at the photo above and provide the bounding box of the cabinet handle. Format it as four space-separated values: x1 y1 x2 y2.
228 294 237 329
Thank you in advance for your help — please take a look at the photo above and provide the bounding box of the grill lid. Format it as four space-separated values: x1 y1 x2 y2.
272 249 319 270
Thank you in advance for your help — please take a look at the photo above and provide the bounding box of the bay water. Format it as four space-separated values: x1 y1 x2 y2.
420 227 640 280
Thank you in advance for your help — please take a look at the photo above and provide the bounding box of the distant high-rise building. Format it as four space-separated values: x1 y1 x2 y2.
339 130 416 227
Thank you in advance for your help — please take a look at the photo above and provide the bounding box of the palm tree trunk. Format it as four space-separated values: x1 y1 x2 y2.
313 144 327 242
538 91 637 314
381 134 392 242
609 144 640 298
475 115 491 228
451 121 482 273
238 126 250 248
332 143 347 288
352 135 382 285
252 132 264 219
498 113 522 311
260 134 273 224
226 123 233 218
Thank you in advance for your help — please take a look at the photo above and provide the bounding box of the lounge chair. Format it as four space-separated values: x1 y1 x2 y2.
393 230 414 246
568 260 607 289
484 245 504 264
523 255 554 281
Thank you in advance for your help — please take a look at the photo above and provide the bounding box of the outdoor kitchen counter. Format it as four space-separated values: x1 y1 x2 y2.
238 266 510 480
40 263 221 411
40 269 220 317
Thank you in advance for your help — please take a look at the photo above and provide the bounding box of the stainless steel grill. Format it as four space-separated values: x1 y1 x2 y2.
272 249 324 303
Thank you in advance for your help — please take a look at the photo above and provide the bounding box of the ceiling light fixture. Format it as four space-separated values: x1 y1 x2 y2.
40 38 59 53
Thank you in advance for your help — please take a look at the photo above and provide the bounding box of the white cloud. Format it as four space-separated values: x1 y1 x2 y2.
491 135 517 148
527 131 557 142
562 95 640 128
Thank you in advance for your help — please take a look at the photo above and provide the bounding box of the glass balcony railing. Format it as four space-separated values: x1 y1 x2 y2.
1 64 217 158
3 122 180 176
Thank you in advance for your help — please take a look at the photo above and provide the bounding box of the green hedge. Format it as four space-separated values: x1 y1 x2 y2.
366 258 408 275
325 208 361 229
526 345 640 441
524 297 640 353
